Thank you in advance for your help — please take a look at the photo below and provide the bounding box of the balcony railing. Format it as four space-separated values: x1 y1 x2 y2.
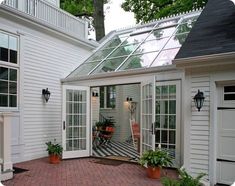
1 0 87 39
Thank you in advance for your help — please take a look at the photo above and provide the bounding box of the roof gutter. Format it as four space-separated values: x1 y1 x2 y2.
173 52 235 68
61 65 178 83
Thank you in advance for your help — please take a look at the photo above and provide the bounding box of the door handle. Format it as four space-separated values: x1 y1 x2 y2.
150 123 155 135
63 121 66 130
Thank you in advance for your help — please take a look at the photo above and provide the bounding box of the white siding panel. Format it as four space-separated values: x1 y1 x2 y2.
190 75 210 178
22 34 91 161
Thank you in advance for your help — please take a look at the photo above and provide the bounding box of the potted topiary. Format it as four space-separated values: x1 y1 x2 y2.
139 149 172 179
45 139 63 164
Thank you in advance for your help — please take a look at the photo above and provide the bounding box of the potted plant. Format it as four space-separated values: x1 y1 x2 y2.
95 121 105 131
139 149 172 179
45 139 63 164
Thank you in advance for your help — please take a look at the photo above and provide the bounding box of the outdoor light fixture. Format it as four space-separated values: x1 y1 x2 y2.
193 89 205 111
42 88 51 102
126 97 133 102
92 91 98 97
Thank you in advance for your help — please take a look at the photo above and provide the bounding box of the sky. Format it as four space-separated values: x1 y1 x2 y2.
89 0 136 39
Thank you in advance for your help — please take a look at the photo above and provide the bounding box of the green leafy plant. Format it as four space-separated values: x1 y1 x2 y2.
45 139 63 156
178 168 206 186
161 168 206 186
95 121 105 129
139 149 173 168
103 117 115 128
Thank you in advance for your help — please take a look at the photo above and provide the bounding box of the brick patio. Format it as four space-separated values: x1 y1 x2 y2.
3 157 178 186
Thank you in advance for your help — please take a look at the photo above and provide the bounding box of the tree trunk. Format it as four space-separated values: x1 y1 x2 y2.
93 0 105 41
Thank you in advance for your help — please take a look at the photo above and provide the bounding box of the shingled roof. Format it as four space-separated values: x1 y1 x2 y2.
175 0 235 59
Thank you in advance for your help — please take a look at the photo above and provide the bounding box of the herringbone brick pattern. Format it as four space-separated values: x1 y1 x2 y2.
3 158 178 186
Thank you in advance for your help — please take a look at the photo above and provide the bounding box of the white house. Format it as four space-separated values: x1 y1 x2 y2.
0 0 235 185
0 0 98 180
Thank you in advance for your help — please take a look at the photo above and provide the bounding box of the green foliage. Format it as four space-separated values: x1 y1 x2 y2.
178 168 206 186
45 140 63 156
139 149 172 168
161 168 206 186
121 0 208 23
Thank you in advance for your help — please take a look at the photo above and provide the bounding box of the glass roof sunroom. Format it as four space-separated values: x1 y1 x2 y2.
68 11 201 78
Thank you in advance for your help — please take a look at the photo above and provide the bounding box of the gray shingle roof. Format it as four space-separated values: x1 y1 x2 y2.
175 0 235 59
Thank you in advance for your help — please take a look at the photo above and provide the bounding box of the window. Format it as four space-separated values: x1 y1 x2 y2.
0 32 18 64
0 31 18 108
100 86 116 109
224 86 235 101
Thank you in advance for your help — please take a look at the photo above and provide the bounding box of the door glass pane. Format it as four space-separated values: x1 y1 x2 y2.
66 89 87 151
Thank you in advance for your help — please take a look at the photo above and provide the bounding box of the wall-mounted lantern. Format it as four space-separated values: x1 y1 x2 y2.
42 88 51 102
193 89 205 111
126 97 133 102
92 91 99 97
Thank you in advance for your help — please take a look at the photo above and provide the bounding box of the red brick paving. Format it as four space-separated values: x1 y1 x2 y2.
3 157 178 186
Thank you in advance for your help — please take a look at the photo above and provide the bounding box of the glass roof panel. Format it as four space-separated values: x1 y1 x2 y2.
103 35 129 49
123 32 150 45
146 26 177 41
134 38 168 54
91 56 128 74
85 47 116 62
107 43 139 59
119 52 158 70
151 48 180 67
176 22 196 35
69 62 101 77
65 11 201 79
164 33 189 50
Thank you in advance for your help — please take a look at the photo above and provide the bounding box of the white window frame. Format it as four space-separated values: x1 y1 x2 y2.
0 30 19 110
100 86 116 109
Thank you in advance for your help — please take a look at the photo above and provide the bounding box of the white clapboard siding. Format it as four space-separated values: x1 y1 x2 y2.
22 33 91 161
190 75 210 178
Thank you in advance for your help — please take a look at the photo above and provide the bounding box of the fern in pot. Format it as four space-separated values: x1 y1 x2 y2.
46 139 63 164
139 149 172 179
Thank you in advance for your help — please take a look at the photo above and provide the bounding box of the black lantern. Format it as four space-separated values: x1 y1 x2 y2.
193 89 205 111
92 91 98 97
42 88 51 102
126 97 133 102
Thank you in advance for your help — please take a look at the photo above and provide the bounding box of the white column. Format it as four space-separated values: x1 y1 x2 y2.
0 112 13 181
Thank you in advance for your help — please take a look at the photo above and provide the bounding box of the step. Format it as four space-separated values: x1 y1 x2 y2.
0 167 13 181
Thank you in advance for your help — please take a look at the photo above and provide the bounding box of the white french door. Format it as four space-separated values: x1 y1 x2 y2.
155 81 181 167
62 86 90 159
141 79 155 154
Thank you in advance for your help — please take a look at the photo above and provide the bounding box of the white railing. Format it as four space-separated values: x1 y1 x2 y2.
1 0 87 39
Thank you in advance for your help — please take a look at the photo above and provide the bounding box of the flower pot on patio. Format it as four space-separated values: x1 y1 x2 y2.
45 139 63 164
146 166 161 179
49 154 60 164
139 149 172 179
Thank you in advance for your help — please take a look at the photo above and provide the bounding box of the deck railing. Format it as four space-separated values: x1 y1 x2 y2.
1 0 87 39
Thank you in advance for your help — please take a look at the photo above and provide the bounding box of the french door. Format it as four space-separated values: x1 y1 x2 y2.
141 80 181 167
62 86 90 159
141 79 155 153
155 81 181 167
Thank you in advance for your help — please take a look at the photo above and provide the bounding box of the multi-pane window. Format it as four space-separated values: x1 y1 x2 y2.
0 32 18 64
0 31 18 108
100 86 116 109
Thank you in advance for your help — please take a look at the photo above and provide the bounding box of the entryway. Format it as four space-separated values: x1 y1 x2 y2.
61 78 181 166
91 84 141 162
217 85 235 185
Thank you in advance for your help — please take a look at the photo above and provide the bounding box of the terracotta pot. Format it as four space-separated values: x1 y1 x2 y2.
49 154 60 164
146 166 161 179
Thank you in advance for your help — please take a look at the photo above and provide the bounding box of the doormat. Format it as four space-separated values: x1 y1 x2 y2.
106 155 131 161
93 159 124 166
13 167 29 174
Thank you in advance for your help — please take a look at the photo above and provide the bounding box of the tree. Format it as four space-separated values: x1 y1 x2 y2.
60 0 108 41
121 0 208 23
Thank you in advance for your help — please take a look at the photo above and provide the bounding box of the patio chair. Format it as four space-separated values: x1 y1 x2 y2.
99 126 115 147
130 119 140 152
